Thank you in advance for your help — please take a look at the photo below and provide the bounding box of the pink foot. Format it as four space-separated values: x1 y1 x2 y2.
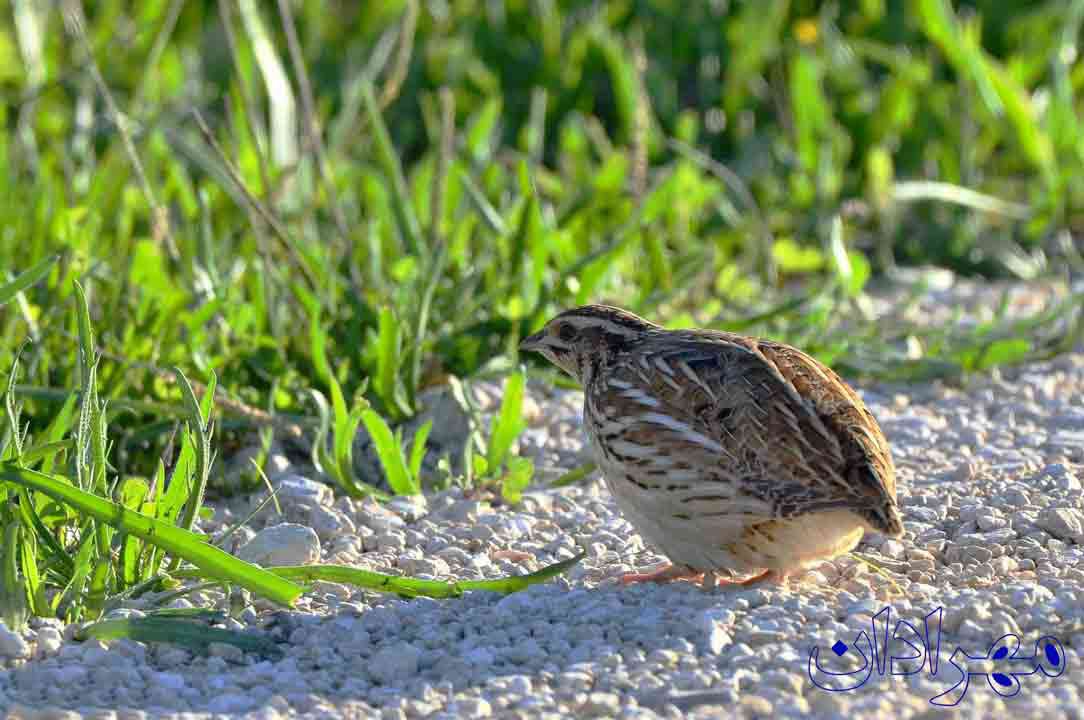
731 569 791 588
489 549 533 563
697 568 795 590
620 565 794 589
619 563 704 585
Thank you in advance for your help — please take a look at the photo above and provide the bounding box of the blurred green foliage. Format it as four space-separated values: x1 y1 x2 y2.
0 0 1081 488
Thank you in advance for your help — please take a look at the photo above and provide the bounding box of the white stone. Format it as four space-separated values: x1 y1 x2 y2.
306 504 356 541
1030 463 1082 491
35 626 63 657
375 531 407 552
387 495 428 522
398 556 450 577
236 523 321 566
153 672 186 691
276 474 334 506
880 539 905 559
0 622 29 659
368 643 421 685
697 608 736 654
208 693 255 714
1037 508 1084 544
448 698 492 717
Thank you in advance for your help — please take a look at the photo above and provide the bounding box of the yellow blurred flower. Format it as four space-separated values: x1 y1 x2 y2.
795 18 819 45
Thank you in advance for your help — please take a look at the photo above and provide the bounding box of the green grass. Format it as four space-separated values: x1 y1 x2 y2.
0 266 581 635
1 0 1083 631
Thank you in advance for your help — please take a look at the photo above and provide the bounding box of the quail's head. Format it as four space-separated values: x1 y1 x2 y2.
519 304 658 382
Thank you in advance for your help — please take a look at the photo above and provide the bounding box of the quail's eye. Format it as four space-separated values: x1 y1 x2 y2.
558 323 577 342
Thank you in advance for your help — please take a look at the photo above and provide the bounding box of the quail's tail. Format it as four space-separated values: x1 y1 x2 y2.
863 500 904 538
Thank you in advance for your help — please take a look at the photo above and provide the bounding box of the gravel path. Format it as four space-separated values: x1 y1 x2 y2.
3 285 1083 719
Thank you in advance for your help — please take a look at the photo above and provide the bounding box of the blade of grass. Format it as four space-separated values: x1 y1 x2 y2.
269 551 585 599
486 370 526 471
361 80 422 255
0 254 59 307
77 616 282 657
274 0 350 243
891 181 1030 219
17 519 48 617
407 419 431 481
359 409 417 495
0 465 305 606
0 513 29 629
550 461 598 488
173 368 214 536
375 306 410 419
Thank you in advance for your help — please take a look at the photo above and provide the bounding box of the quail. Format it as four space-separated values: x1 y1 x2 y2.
520 304 904 587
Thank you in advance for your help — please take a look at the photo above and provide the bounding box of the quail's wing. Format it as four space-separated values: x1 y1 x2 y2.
597 332 899 532
756 338 897 501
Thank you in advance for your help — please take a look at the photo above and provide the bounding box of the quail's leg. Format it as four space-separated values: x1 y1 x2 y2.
700 569 791 590
619 563 704 585
490 549 533 563
736 569 792 586
621 565 793 587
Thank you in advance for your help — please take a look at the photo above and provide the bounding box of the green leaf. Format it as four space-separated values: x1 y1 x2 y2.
38 392 78 475
309 313 348 426
549 461 598 488
73 281 96 391
61 528 97 622
0 515 28 630
500 456 534 504
772 239 824 274
160 438 194 524
827 216 869 296
334 404 367 490
270 551 585 598
459 168 507 235
487 371 526 471
173 368 212 538
971 338 1032 371
0 254 59 308
915 0 1056 184
85 557 111 620
408 420 432 482
17 520 48 617
362 80 423 254
0 465 305 606
724 0 790 115
359 409 417 495
465 98 502 161
375 306 409 419
77 617 281 657
789 50 831 173
119 478 151 510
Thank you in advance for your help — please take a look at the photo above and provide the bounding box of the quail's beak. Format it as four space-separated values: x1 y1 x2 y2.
519 330 547 353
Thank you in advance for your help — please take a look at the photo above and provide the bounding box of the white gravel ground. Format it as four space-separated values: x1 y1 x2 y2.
2 283 1083 719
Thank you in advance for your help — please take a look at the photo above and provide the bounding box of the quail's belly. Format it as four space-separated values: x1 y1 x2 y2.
586 418 869 576
585 417 747 573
